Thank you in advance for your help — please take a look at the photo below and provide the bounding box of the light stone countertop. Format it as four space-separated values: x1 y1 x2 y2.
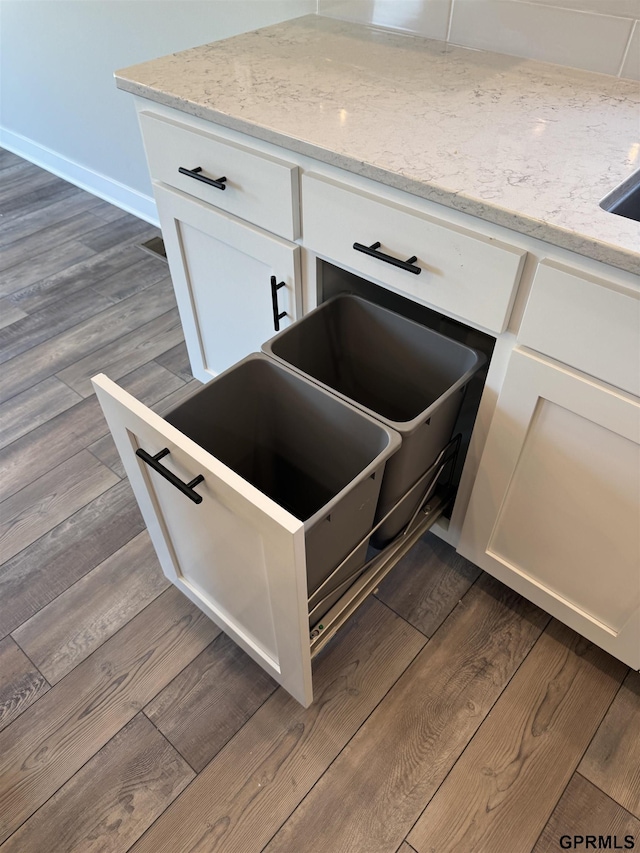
116 15 640 275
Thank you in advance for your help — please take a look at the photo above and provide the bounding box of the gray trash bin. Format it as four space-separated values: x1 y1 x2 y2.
263 295 486 546
164 353 400 621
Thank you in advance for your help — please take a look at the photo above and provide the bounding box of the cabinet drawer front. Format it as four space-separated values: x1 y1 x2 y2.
518 260 640 396
92 373 313 706
140 111 300 240
302 174 526 333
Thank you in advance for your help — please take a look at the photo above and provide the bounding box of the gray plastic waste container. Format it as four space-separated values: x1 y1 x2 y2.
263 295 486 545
164 353 400 621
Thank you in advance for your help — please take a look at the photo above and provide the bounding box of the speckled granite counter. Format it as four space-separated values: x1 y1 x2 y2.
116 15 639 274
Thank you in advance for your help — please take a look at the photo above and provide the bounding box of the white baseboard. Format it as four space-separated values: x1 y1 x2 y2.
0 127 159 226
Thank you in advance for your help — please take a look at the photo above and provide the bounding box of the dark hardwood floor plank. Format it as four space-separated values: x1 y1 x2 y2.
13 531 169 684
262 575 549 853
0 376 82 450
129 597 426 853
0 713 194 853
0 450 119 564
0 360 185 504
0 276 175 403
578 670 640 818
0 239 97 297
0 210 107 273
155 341 193 383
532 774 640 853
407 621 627 853
93 255 169 303
8 238 160 315
57 306 183 397
145 632 277 772
0 190 104 250
0 637 49 734
0 299 26 330
0 287 114 365
0 480 144 638
0 586 219 844
375 532 481 637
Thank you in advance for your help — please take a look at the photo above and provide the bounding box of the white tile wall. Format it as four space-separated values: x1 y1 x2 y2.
620 19 640 78
449 0 634 76
316 0 452 41
317 0 640 78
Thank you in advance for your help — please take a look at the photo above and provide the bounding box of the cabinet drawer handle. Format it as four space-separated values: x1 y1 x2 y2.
353 241 421 274
136 447 204 504
178 166 227 191
270 275 287 332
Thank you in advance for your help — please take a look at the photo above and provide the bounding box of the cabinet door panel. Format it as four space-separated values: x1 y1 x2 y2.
459 348 640 667
92 374 313 707
156 184 300 383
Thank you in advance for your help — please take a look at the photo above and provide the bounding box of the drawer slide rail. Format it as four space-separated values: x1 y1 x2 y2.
309 435 459 656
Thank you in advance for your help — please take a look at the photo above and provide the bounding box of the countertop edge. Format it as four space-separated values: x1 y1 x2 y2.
117 77 640 277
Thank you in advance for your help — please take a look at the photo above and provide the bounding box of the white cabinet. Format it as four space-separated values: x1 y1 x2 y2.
460 313 640 665
155 185 300 382
140 110 302 383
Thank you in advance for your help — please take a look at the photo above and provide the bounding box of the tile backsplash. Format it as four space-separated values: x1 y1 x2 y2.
317 0 640 79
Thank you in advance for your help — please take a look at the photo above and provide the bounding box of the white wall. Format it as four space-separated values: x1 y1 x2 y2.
0 0 316 222
318 0 640 79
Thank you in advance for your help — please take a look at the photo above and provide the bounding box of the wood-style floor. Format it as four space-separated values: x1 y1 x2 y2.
1 149 638 853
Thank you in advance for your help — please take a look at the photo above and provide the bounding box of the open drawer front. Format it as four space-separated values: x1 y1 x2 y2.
93 371 315 705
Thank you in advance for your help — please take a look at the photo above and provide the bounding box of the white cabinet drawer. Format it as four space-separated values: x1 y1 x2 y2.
140 111 300 240
302 174 526 334
518 260 640 396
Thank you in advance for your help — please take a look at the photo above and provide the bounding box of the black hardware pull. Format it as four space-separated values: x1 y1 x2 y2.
353 241 421 274
178 166 227 190
136 447 204 504
270 275 287 332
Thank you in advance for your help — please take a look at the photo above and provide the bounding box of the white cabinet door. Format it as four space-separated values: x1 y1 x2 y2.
155 183 300 383
459 348 640 668
92 374 313 706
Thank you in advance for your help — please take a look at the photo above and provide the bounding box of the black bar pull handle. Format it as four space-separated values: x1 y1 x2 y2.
136 447 204 504
178 166 227 191
270 275 287 331
353 241 421 274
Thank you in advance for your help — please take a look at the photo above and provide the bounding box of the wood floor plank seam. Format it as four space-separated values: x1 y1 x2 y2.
574 771 640 823
528 771 578 853
6 634 51 693
6 572 169 688
355 602 555 852
140 647 280 776
0 277 175 404
0 710 185 849
255 605 431 853
374 563 482 639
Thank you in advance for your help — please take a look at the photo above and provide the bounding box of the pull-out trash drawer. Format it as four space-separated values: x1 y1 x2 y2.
92 354 399 707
